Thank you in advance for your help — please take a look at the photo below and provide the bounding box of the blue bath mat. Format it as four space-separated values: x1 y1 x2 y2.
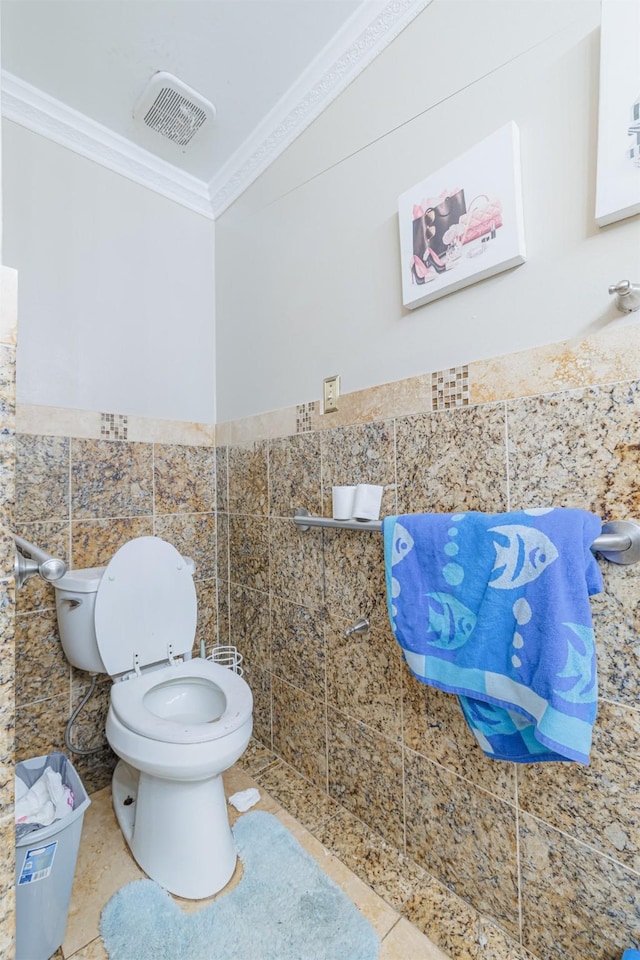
100 810 380 960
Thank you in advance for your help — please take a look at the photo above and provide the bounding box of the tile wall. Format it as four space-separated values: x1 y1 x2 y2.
13 412 218 796
217 325 640 960
0 266 18 957
8 321 640 959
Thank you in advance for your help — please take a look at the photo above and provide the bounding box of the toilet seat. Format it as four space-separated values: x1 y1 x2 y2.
95 537 197 677
110 658 253 744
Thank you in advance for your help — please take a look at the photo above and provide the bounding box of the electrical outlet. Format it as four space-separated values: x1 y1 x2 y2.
323 375 340 414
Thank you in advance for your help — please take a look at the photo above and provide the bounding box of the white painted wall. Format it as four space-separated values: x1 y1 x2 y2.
3 121 216 423
215 0 640 423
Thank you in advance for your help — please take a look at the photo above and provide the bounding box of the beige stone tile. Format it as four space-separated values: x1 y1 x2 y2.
402 666 517 803
216 406 297 446
14 521 69 614
215 445 228 512
404 748 519 938
591 553 640 710
242 662 271 747
71 516 154 569
228 440 268 516
518 699 640 872
15 694 68 761
325 609 402 740
395 403 508 514
62 787 145 957
402 882 484 959
236 737 280 778
126 417 214 446
315 373 434 431
15 433 70 524
71 439 153 519
0 440 15 575
380 917 451 960
256 760 340 833
271 595 325 697
194 578 217 655
507 380 640 519
153 443 215 515
268 432 322 519
154 512 217 579
320 419 397 519
519 812 640 959
0 816 15 960
470 325 640 404
216 511 229 582
316 808 429 911
0 265 18 346
0 345 16 436
228 515 269 591
15 608 70 706
272 676 327 790
16 405 101 440
229 583 271 669
0 598 15 815
268 516 324 608
327 709 404 850
323 526 387 624
67 936 108 959
275 809 400 941
216 578 230 645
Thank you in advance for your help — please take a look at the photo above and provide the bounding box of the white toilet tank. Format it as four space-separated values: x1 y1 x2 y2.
54 567 107 673
54 550 196 674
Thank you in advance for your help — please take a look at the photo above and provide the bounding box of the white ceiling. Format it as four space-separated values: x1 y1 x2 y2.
1 0 428 216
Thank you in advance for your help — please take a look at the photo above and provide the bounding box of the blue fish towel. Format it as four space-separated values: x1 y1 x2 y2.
383 509 604 764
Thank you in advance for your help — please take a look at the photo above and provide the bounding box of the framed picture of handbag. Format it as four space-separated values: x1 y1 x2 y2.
398 122 526 310
595 0 640 226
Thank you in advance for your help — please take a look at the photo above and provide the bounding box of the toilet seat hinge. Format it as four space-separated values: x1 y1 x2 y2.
133 653 141 678
167 643 175 666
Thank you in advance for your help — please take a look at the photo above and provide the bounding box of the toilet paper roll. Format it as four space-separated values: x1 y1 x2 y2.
332 485 356 520
352 484 383 521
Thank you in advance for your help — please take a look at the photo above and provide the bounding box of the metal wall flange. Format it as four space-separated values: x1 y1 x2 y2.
294 507 311 532
595 519 640 565
609 280 640 314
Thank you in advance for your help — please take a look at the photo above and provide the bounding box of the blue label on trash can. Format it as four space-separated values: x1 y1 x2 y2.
18 840 57 884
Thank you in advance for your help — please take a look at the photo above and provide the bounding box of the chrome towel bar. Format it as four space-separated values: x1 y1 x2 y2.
13 534 68 589
293 509 640 565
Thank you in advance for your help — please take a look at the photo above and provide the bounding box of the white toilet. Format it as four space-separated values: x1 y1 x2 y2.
53 536 253 899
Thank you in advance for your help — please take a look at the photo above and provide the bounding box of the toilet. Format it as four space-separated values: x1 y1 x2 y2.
53 536 253 899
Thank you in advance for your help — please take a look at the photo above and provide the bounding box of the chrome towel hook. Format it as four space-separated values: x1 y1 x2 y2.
609 280 640 313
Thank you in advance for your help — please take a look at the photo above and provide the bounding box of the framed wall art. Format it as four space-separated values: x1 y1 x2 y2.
398 122 526 310
595 0 640 227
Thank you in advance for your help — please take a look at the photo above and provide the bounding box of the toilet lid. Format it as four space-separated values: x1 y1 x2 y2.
95 537 197 677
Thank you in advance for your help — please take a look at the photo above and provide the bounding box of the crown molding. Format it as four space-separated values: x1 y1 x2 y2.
1 71 214 219
1 0 430 221
208 0 432 217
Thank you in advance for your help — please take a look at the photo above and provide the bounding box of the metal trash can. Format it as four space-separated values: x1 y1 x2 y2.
15 753 91 960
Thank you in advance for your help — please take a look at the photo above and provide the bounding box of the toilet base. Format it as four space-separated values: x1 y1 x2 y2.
111 759 237 899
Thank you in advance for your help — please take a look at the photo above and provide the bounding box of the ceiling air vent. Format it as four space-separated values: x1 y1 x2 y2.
133 72 215 149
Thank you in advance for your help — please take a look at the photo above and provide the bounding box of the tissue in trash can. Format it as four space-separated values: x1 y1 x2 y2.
15 767 74 827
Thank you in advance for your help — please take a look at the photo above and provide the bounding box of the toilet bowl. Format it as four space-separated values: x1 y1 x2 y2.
53 536 253 899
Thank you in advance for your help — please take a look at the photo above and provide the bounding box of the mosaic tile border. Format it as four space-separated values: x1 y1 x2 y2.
431 365 469 410
296 401 318 434
100 412 128 441
14 322 640 448
217 324 640 445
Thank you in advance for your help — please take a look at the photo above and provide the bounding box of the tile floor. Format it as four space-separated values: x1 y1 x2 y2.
54 741 449 960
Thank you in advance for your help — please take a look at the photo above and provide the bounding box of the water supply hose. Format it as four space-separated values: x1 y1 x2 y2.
64 673 106 756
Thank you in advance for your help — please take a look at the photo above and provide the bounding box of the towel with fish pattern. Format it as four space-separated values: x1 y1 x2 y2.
383 509 604 764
